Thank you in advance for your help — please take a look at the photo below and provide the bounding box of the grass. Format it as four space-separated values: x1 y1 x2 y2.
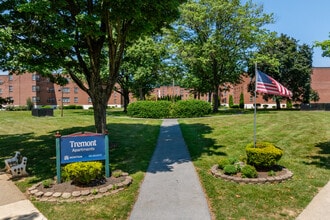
0 109 162 220
1 109 330 219
179 110 330 219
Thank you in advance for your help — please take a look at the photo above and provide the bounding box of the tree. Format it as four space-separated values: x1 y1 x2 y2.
251 34 313 108
167 0 273 112
0 0 186 133
239 92 244 109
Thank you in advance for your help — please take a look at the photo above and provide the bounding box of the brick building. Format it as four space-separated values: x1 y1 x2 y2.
0 67 329 109
0 73 123 109
224 67 330 108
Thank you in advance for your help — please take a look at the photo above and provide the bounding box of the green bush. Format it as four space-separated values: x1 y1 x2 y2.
241 165 258 178
170 100 211 118
63 105 83 109
218 158 230 169
223 164 238 175
229 95 234 108
245 142 283 168
127 101 171 118
62 161 103 185
127 100 211 118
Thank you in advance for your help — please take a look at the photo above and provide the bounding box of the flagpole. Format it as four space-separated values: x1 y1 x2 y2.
254 63 257 148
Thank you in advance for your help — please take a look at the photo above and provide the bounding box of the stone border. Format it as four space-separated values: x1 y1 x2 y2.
210 165 293 184
27 173 133 202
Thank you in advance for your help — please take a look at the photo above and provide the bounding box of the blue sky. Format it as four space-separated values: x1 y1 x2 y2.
258 0 330 67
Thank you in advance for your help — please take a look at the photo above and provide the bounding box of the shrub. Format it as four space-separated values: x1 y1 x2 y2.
223 164 238 175
41 105 53 109
239 93 244 109
229 95 234 108
62 161 103 185
241 165 258 178
63 105 83 109
170 100 211 118
218 158 230 169
127 100 211 118
127 101 171 118
245 142 283 168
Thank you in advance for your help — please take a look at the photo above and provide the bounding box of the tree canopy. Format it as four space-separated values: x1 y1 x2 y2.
0 0 186 132
166 0 273 112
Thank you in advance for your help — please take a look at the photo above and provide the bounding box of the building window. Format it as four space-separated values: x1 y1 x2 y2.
74 87 78 94
9 86 13 92
32 74 40 81
63 97 70 103
250 96 253 102
62 87 70 93
0 88 2 94
74 97 78 103
32 86 40 92
0 80 3 85
47 98 55 103
88 97 92 103
32 96 40 103
9 75 13 81
48 88 55 93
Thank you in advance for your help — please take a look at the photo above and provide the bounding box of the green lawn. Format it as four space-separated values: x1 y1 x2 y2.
0 109 162 220
1 110 329 219
179 110 330 219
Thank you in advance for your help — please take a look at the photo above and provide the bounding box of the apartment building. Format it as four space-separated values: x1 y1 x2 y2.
225 67 330 108
1 67 329 109
0 73 123 109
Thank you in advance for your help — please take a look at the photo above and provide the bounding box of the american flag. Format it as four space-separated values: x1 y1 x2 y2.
256 70 292 98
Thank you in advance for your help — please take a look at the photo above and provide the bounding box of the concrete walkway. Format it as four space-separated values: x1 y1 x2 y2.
0 173 47 220
129 119 212 220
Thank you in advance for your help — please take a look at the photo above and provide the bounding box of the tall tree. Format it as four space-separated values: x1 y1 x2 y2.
0 0 186 133
251 34 313 108
166 0 273 112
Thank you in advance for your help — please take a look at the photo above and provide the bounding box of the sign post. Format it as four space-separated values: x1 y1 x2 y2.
55 131 110 183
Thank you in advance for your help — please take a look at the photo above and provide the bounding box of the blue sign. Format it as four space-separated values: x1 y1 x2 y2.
60 134 106 164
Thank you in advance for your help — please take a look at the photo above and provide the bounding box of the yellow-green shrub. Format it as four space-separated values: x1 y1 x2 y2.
245 142 283 168
62 161 103 185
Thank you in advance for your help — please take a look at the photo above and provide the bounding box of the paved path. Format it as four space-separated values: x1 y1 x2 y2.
0 173 47 220
129 119 212 220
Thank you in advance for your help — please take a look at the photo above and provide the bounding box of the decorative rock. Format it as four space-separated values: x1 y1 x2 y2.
35 191 44 197
99 187 108 193
44 192 53 197
210 164 293 185
62 192 71 199
81 190 90 196
52 192 62 198
30 189 39 195
72 191 81 197
29 173 133 202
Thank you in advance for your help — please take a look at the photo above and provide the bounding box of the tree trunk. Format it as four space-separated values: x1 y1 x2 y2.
90 89 109 133
276 98 281 110
123 88 130 113
212 85 219 113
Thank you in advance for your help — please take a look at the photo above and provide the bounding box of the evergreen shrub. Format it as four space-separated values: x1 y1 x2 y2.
245 142 283 168
218 158 230 169
241 165 258 178
170 99 211 118
127 100 211 118
62 161 103 185
223 164 238 175
127 101 171 118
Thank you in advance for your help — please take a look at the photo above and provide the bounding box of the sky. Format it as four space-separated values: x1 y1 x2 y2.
257 0 330 67
1 0 330 75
